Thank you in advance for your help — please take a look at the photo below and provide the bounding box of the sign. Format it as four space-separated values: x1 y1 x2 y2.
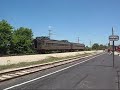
109 35 119 41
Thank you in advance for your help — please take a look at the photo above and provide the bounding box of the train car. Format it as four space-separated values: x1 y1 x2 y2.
33 36 85 53
34 37 71 53
71 43 85 51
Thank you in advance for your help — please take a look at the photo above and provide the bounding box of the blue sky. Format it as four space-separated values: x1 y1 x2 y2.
0 0 120 46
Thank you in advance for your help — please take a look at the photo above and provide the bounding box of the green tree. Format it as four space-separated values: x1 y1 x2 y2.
99 44 104 50
99 44 108 50
0 20 13 55
85 46 91 51
11 27 33 54
92 43 99 50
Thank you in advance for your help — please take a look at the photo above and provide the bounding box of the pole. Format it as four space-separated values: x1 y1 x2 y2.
78 37 79 43
90 41 92 50
112 27 115 67
108 40 110 52
48 30 52 39
113 41 114 67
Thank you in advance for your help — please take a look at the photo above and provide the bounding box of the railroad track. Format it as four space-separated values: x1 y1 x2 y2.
0 53 102 82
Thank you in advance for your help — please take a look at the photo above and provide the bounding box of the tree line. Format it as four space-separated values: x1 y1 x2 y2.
0 20 34 55
85 43 108 51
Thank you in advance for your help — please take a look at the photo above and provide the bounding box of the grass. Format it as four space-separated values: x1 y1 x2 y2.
0 53 93 71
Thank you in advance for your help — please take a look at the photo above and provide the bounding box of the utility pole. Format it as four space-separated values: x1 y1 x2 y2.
78 37 80 43
90 41 92 50
48 30 52 39
112 27 115 68
108 40 110 47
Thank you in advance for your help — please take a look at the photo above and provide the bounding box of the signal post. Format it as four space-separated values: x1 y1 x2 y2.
109 27 119 68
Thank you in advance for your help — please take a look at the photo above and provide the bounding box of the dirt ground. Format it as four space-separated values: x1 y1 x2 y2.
0 50 103 65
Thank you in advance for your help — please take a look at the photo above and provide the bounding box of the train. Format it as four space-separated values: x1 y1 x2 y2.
33 36 85 53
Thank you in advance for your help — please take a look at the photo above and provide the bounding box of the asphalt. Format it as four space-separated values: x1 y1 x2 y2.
1 53 120 90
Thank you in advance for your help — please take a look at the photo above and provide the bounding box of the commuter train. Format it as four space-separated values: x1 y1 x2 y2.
33 36 85 53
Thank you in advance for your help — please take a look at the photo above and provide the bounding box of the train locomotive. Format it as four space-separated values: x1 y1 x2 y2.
33 36 85 53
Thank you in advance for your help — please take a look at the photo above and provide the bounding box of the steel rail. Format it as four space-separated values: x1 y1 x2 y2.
0 53 102 82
